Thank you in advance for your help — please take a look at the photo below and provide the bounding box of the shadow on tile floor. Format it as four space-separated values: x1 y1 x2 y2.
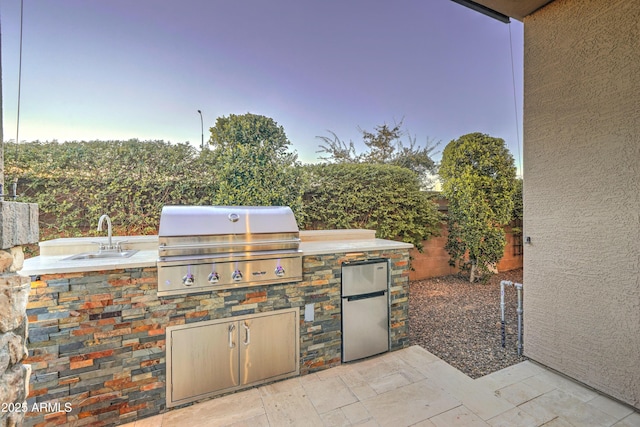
122 346 640 427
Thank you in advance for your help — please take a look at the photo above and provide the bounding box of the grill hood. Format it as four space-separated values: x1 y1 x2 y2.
158 205 299 237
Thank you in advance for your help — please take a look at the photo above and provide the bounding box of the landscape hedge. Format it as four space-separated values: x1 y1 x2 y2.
4 140 217 239
4 141 441 252
301 163 441 249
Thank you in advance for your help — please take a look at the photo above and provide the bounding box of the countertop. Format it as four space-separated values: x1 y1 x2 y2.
19 250 160 276
299 238 413 256
19 230 413 276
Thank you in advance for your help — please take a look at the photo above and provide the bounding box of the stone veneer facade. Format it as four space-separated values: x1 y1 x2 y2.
0 274 31 427
1 201 39 427
23 249 410 426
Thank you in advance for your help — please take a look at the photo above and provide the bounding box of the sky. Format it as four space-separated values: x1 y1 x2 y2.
0 0 523 170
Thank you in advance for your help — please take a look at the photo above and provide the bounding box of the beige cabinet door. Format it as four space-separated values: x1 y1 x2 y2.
170 321 239 402
239 311 297 385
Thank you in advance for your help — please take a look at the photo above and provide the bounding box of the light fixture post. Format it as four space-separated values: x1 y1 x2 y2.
197 110 204 149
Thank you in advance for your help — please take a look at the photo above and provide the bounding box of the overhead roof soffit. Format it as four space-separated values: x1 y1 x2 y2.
451 0 556 22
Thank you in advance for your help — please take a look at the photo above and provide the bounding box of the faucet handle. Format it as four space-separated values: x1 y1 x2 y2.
92 241 108 251
114 240 128 252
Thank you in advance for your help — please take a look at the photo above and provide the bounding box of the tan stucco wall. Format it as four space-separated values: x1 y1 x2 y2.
523 0 640 409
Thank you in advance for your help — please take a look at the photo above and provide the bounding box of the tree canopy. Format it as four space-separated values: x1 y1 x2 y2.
439 132 517 282
316 121 438 189
208 113 305 217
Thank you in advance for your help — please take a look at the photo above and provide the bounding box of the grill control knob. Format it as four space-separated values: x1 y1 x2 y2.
208 272 220 284
232 270 243 282
182 273 195 286
275 266 285 277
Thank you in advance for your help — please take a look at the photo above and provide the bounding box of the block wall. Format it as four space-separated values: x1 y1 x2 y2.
409 221 522 281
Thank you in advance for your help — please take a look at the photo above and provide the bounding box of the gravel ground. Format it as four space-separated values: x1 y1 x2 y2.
409 269 526 379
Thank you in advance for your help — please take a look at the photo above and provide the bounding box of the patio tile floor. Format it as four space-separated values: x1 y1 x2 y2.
122 346 640 426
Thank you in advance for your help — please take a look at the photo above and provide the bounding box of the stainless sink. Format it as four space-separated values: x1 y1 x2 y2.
63 250 139 261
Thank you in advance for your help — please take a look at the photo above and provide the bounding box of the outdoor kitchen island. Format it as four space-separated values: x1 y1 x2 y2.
19 229 412 426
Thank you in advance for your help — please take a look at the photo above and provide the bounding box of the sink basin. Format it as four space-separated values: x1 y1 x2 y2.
63 250 139 261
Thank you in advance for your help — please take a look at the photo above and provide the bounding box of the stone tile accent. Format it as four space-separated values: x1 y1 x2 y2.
0 274 31 427
0 251 13 272
9 247 25 273
24 249 410 425
0 275 30 333
0 202 39 249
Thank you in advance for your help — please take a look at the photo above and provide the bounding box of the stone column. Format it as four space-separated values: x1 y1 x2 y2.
0 202 38 427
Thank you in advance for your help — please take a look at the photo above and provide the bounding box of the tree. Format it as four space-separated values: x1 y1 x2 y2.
209 113 305 217
316 120 438 189
439 132 517 282
509 177 524 239
512 178 523 222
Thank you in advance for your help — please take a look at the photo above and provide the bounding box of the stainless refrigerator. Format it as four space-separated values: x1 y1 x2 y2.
341 259 390 362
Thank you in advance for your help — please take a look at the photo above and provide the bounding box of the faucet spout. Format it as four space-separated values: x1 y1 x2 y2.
97 214 113 250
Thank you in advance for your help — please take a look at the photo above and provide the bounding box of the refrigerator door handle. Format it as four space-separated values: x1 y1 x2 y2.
344 290 386 302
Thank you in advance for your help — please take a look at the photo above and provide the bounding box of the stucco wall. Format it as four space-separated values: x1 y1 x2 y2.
523 0 640 409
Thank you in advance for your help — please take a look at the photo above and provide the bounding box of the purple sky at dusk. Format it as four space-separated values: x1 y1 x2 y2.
1 0 523 169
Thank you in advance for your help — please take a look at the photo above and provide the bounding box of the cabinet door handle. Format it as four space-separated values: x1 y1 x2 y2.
243 321 250 346
228 323 236 348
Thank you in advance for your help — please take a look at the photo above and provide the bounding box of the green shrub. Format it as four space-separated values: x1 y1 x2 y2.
300 163 441 249
5 140 217 239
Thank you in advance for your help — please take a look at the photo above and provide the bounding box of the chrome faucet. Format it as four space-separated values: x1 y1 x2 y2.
97 214 113 250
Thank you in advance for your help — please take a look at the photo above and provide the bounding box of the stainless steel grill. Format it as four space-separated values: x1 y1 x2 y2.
157 206 302 296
